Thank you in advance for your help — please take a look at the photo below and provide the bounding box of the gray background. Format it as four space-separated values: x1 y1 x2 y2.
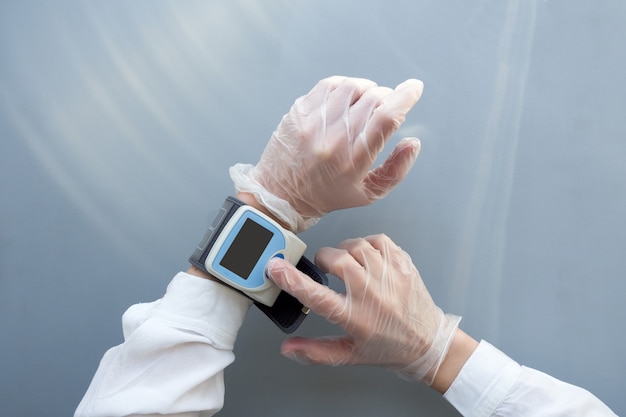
1 1 624 416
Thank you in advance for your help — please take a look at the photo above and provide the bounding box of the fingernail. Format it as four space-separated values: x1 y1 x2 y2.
398 137 421 155
401 136 421 146
265 257 282 276
411 137 421 154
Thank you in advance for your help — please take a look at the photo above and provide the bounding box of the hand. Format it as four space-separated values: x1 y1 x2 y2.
230 76 423 232
266 234 461 385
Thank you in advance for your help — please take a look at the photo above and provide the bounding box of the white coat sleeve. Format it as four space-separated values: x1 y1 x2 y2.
74 272 252 417
444 340 617 417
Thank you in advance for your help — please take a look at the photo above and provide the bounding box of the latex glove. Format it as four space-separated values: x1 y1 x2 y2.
230 76 423 232
266 234 461 385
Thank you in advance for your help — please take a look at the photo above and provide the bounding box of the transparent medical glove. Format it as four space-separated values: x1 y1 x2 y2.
230 76 423 232
267 234 461 385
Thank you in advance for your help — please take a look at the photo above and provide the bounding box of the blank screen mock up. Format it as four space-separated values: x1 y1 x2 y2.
220 218 273 279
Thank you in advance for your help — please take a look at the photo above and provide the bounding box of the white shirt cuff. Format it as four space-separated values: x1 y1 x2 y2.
150 271 252 350
444 340 521 417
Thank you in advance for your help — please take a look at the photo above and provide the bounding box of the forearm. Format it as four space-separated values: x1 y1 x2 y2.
441 339 617 417
75 273 251 417
78 193 272 417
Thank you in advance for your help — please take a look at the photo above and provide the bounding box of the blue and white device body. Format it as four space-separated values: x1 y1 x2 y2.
204 205 306 306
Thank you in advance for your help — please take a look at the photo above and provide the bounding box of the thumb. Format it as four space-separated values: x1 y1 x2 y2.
363 137 421 200
281 336 357 366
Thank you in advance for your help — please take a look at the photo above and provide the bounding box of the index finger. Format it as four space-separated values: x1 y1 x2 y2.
360 79 423 160
267 257 348 325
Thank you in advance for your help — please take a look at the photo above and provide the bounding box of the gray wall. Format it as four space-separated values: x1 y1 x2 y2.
1 1 624 415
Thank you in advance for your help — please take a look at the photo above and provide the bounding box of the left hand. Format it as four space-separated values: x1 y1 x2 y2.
230 76 423 232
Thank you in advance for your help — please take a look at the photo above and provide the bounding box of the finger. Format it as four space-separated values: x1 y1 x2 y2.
266 257 348 324
325 77 378 125
314 245 367 281
362 137 421 201
294 76 348 115
362 233 394 250
281 336 357 366
314 244 373 297
348 86 394 148
361 79 423 159
335 237 385 283
364 233 417 278
306 75 347 96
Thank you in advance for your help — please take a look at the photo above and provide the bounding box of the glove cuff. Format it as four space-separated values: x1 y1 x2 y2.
229 163 319 233
396 312 462 385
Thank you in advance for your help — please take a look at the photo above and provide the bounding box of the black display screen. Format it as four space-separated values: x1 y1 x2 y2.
220 218 273 279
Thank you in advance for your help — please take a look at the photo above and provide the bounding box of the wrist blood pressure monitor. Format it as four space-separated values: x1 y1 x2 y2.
189 196 328 333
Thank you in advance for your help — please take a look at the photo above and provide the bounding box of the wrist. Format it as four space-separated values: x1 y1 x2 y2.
186 264 217 281
431 329 479 394
235 192 292 230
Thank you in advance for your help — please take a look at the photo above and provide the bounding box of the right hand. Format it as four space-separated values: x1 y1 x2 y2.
230 76 423 232
266 234 461 385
